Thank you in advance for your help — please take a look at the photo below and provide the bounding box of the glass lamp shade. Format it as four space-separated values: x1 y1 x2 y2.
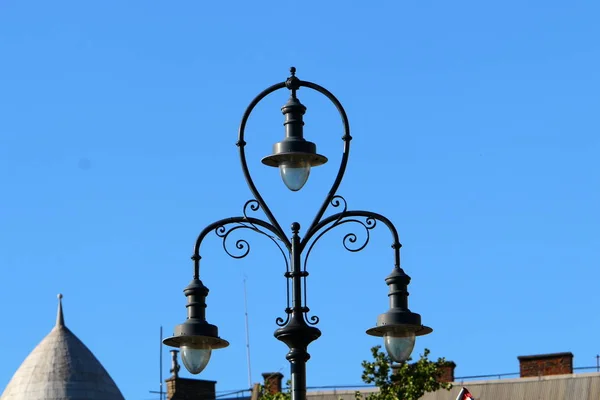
384 332 416 363
180 345 212 374
279 160 311 191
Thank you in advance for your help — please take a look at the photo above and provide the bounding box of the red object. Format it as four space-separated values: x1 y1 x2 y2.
455 387 474 400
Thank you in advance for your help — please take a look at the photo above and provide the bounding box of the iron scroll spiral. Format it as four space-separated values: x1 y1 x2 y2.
215 224 251 259
305 312 320 326
275 308 292 327
342 216 377 252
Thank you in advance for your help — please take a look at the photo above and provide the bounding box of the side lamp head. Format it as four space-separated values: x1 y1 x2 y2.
163 279 229 374
366 268 432 363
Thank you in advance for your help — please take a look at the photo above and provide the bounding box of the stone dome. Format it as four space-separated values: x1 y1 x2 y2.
0 295 125 400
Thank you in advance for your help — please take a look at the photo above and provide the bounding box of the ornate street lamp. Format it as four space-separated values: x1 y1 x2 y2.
164 68 432 400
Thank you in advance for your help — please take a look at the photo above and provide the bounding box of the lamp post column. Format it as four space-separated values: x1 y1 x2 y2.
275 222 321 400
163 69 433 398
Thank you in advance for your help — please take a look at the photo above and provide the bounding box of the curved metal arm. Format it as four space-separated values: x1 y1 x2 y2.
301 210 402 269
236 72 352 242
237 82 288 242
192 216 290 279
298 81 352 237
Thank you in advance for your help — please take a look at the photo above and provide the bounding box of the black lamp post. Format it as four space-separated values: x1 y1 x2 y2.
164 68 432 400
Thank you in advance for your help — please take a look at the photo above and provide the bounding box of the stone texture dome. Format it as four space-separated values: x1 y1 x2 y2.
0 295 125 400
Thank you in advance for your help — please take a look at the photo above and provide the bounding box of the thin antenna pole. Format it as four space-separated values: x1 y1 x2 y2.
243 276 253 388
160 326 164 400
596 354 599 372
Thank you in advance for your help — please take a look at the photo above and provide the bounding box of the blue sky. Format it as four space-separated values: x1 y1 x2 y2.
1 1 599 399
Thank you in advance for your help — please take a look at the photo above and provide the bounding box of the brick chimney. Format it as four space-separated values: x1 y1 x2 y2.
437 361 456 383
165 350 216 400
262 372 284 395
517 352 574 378
166 377 216 400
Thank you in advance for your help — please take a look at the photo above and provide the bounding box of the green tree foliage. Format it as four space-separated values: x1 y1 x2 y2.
357 346 452 400
258 379 291 400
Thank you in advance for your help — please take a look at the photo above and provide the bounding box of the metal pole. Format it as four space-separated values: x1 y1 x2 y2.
289 224 307 400
243 276 253 388
274 222 320 400
160 326 163 400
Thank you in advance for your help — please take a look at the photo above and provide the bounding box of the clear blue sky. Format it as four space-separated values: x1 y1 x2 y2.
1 1 599 399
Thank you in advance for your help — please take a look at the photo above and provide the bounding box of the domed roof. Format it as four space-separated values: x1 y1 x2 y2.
1 295 125 400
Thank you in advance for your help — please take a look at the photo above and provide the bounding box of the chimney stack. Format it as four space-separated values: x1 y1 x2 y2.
262 372 284 395
170 350 180 378
437 361 456 383
517 352 574 378
166 351 216 400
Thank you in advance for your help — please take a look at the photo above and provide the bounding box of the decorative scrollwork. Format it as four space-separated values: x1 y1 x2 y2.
298 195 351 328
342 216 376 252
211 204 292 321
276 308 292 327
330 195 348 214
215 225 251 259
242 198 293 323
214 221 292 273
243 199 285 245
305 311 320 326
208 199 293 265
243 199 260 218
303 195 348 272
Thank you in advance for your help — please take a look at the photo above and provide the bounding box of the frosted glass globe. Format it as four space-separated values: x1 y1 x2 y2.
279 160 311 191
180 345 212 374
384 332 416 363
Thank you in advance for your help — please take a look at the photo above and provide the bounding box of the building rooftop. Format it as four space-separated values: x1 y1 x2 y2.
0 294 125 400
303 371 600 400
